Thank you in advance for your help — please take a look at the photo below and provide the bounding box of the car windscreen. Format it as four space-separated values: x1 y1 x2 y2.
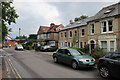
68 49 84 56
17 45 23 47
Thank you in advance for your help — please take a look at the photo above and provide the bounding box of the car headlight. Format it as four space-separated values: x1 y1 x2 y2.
79 59 86 62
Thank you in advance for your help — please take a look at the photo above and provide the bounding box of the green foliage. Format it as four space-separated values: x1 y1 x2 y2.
15 35 27 39
72 35 77 48
74 15 88 22
1 1 19 41
28 34 37 39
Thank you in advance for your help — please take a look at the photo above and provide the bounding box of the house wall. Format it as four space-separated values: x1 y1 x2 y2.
87 16 120 52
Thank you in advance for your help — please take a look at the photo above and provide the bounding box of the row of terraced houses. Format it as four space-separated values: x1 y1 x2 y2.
37 2 120 52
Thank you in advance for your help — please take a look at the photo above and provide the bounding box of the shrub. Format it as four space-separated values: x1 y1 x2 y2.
35 46 41 51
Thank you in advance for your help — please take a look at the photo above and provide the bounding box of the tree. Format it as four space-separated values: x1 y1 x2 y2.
28 34 37 39
74 15 88 22
15 35 27 39
1 1 19 41
72 35 77 48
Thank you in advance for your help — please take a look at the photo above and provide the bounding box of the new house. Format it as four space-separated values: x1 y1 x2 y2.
59 2 120 52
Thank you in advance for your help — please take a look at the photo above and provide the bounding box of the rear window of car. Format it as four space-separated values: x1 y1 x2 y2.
105 53 112 58
111 53 120 60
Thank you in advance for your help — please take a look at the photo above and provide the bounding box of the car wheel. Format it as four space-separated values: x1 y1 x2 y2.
99 66 110 78
53 57 58 63
72 61 78 69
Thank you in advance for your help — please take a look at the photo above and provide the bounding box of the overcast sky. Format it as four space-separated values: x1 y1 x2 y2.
8 0 119 38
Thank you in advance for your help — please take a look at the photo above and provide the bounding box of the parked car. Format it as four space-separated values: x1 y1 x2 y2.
53 48 95 69
15 44 24 50
97 52 120 79
41 45 57 52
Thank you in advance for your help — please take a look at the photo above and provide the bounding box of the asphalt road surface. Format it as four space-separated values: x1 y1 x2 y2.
3 48 103 79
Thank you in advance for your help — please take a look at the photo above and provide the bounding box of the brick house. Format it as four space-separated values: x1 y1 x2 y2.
59 2 120 52
37 23 64 47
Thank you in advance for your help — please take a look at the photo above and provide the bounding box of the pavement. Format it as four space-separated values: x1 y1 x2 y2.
2 47 103 79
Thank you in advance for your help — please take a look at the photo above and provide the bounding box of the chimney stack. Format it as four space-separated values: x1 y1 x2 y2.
70 20 73 24
50 23 55 27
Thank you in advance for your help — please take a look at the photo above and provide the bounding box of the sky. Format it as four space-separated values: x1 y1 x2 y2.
8 0 120 38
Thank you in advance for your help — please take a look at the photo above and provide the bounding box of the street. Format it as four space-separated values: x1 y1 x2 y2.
3 48 102 79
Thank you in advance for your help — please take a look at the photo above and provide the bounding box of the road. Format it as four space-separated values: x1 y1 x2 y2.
2 48 102 79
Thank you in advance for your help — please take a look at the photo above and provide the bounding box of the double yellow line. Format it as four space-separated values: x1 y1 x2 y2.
5 57 22 80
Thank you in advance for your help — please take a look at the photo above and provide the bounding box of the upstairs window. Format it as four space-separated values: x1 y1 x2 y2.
64 32 66 38
81 29 85 37
101 22 107 33
61 32 63 38
74 30 77 36
48 33 50 38
108 20 113 32
69 31 72 38
90 24 94 35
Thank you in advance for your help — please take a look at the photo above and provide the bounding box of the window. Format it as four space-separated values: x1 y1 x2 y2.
69 31 72 38
110 41 115 52
48 33 50 38
68 42 70 47
63 49 70 55
101 41 107 52
61 32 63 38
90 24 94 35
80 42 82 48
57 49 63 53
111 53 120 60
74 30 77 36
41 34 46 39
101 22 107 33
101 20 113 33
84 42 86 46
64 32 66 38
108 20 113 32
81 29 85 37
105 53 112 58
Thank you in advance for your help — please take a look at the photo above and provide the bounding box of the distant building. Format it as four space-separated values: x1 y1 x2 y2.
37 23 64 47
3 36 16 47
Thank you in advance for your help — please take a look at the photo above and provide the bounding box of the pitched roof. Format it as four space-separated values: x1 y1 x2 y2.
37 26 50 34
60 16 94 31
92 2 120 21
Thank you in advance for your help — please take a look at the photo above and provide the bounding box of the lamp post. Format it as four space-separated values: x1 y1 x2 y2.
19 28 21 44
19 28 21 37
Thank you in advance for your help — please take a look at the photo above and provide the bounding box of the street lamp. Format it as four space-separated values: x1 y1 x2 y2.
19 28 21 37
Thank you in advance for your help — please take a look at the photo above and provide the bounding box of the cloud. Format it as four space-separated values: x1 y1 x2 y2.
9 1 118 38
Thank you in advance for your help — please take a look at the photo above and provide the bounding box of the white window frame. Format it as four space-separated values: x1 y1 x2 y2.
108 20 113 32
90 24 94 35
74 30 77 36
64 32 66 38
69 31 72 38
48 33 50 38
81 29 85 37
101 21 107 34
101 20 113 34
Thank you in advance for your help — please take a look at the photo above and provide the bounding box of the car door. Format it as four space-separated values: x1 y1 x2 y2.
57 49 65 62
110 53 120 78
62 49 73 65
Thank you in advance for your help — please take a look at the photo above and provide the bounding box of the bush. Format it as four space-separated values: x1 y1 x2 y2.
91 50 106 60
25 45 32 50
35 46 41 51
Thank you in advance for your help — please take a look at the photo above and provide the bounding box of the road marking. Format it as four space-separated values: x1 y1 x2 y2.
5 57 22 80
5 58 18 79
9 59 22 79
